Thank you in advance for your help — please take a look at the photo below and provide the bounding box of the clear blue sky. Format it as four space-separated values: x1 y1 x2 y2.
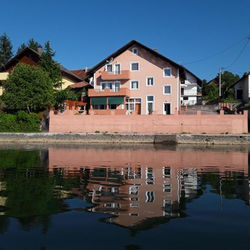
0 0 249 80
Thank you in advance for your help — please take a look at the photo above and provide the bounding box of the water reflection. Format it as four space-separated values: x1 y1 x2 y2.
0 145 249 236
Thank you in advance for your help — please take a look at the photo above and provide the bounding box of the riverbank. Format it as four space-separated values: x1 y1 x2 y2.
0 133 250 145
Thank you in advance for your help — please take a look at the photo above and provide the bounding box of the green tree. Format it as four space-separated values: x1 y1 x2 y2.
27 38 42 52
16 43 27 54
205 81 219 101
0 33 13 67
2 63 54 112
39 41 62 88
221 71 240 98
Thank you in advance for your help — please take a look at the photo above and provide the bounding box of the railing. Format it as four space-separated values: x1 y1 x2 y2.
101 70 130 80
88 88 130 97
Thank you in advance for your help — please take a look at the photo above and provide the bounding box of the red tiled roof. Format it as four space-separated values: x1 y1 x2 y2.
70 69 86 79
69 81 92 89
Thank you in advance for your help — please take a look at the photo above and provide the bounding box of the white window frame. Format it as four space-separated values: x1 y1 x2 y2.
146 95 154 115
130 80 139 90
132 47 138 55
114 63 121 74
163 85 172 95
130 62 139 72
163 67 172 77
146 76 154 86
105 64 112 72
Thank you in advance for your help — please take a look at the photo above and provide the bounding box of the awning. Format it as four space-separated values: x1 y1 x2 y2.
108 97 124 105
91 97 107 105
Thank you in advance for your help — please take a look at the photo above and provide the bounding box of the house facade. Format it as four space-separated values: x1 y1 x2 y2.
87 40 201 115
0 47 83 94
232 73 250 103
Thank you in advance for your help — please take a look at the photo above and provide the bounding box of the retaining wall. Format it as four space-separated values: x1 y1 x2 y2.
49 109 248 134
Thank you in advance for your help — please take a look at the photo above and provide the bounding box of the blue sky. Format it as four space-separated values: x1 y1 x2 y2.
0 0 250 80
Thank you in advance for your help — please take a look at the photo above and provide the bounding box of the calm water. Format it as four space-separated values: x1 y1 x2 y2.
0 144 250 250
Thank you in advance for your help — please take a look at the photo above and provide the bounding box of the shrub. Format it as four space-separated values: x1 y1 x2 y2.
0 111 40 132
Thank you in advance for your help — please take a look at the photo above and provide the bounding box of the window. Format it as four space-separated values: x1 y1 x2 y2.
146 96 154 114
101 82 113 91
146 77 154 86
146 167 154 185
163 183 172 193
183 96 188 100
130 80 139 90
115 82 120 92
163 67 171 77
236 89 243 99
181 87 184 95
129 186 138 195
163 85 171 95
145 191 155 203
132 47 138 54
130 62 139 71
114 63 120 74
106 64 112 72
163 167 171 178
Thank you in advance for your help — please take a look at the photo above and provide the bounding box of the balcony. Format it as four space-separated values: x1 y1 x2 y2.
88 88 130 97
100 70 130 80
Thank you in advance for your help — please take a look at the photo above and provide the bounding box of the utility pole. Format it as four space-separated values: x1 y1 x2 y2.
219 67 223 98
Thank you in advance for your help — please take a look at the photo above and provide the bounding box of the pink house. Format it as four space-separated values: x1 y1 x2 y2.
87 40 201 115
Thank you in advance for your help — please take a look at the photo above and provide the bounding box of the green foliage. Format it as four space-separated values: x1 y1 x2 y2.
203 82 219 101
2 63 54 112
17 39 42 54
39 41 62 88
0 33 13 67
0 111 40 132
27 38 42 52
16 43 27 54
54 87 81 109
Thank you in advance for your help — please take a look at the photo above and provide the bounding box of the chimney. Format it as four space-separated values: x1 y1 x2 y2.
153 48 158 53
37 46 43 55
85 66 88 72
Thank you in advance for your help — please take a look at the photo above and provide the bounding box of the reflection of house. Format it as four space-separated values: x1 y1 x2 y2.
0 47 84 94
87 40 201 115
48 146 249 229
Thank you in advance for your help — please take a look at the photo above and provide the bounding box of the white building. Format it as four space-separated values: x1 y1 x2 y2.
181 71 201 106
232 72 250 103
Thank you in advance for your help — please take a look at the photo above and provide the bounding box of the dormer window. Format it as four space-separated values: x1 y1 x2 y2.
106 64 112 72
132 47 138 55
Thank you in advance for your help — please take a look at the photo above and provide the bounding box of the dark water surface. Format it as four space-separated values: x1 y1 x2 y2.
0 144 250 250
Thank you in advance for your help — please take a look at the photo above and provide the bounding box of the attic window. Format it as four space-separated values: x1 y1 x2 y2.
132 47 138 55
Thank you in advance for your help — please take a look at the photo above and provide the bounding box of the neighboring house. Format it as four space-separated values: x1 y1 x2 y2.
87 40 201 115
0 47 83 94
231 72 250 103
180 72 201 106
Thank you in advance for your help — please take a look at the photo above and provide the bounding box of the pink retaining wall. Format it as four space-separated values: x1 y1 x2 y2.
49 109 248 134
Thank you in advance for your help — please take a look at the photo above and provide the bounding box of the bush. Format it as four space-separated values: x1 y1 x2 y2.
0 111 40 132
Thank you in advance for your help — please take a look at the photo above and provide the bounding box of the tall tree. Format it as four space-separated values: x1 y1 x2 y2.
2 63 54 112
39 41 62 88
27 38 42 52
17 43 27 54
0 33 13 67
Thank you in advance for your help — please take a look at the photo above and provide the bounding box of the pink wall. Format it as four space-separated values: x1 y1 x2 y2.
93 45 179 114
49 109 248 134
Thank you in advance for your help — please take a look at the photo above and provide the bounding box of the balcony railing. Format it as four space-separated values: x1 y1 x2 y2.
88 88 130 97
100 70 130 80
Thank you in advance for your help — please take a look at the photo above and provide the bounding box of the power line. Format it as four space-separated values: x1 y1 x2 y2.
222 37 250 70
182 36 248 66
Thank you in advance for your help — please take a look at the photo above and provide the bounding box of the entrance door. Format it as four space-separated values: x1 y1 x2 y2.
135 103 141 114
164 103 171 115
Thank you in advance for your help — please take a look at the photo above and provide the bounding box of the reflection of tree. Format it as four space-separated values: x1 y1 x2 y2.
200 172 248 203
0 216 9 234
0 150 41 169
